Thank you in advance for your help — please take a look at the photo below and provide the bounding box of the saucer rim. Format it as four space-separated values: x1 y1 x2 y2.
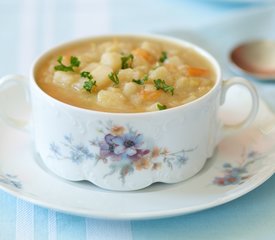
0 90 275 220
0 167 274 220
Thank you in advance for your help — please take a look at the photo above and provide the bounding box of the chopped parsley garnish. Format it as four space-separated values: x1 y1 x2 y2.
121 54 134 69
81 71 93 79
132 75 148 85
154 79 174 95
81 71 96 92
159 51 168 63
108 72 120 86
157 103 167 110
54 56 81 72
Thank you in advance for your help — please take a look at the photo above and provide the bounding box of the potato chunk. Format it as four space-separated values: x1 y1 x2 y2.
149 66 171 84
100 52 121 72
97 89 127 109
118 69 141 83
123 82 139 97
52 72 78 87
91 65 113 89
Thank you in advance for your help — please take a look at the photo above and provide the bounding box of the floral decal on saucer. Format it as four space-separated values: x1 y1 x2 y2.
212 129 270 186
0 174 22 189
213 150 264 186
49 121 195 183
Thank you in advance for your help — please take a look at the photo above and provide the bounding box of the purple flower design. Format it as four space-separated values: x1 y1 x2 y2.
99 132 149 161
99 134 119 160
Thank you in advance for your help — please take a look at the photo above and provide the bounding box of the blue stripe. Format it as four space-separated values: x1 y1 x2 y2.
56 212 86 240
0 192 17 240
132 175 275 240
0 0 21 76
34 206 49 240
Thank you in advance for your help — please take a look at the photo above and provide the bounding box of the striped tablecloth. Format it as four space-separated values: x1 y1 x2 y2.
1 1 275 239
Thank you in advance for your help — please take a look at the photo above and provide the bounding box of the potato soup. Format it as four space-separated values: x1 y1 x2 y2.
35 37 216 113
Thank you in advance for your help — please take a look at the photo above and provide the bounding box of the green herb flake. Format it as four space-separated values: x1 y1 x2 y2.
70 56 81 67
132 75 148 85
54 56 81 72
159 51 168 63
157 103 167 110
81 71 96 92
108 72 120 86
153 79 174 95
121 54 134 69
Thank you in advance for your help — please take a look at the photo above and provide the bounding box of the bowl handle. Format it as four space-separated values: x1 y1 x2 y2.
0 74 30 131
220 77 259 136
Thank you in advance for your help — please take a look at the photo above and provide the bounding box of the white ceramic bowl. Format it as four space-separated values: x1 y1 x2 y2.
0 34 259 191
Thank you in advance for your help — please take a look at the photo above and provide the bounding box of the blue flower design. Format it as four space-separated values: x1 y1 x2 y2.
49 136 94 164
69 144 93 163
113 133 142 155
0 174 22 189
64 134 72 143
50 143 61 157
112 133 147 159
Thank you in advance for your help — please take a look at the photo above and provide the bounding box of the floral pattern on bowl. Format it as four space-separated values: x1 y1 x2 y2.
49 120 196 183
50 135 94 164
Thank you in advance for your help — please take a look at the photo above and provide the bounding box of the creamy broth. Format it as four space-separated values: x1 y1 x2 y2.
36 37 216 113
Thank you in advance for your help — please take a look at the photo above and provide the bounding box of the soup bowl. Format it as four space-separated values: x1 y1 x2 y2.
0 34 259 191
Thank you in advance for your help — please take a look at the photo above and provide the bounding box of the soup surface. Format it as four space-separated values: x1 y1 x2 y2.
36 37 216 113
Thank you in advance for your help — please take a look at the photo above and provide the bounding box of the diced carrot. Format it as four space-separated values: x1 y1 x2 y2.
61 55 71 65
185 66 209 77
139 90 161 101
132 48 156 64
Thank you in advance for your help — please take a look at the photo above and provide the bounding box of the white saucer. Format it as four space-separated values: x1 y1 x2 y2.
0 86 275 220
